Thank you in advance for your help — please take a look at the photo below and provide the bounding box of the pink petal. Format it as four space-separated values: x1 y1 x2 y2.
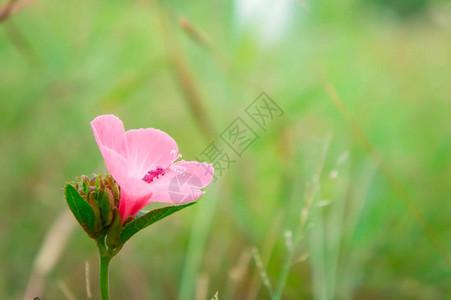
119 185 153 220
117 172 156 220
91 115 128 157
148 161 214 204
91 115 129 185
125 128 179 178
98 146 130 188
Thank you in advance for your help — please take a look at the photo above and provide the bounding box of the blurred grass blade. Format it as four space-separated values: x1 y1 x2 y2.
119 202 196 244
157 2 216 141
179 191 218 300
251 247 274 298
0 0 38 22
0 0 17 23
22 210 76 300
319 71 451 268
273 134 331 300
177 16 213 49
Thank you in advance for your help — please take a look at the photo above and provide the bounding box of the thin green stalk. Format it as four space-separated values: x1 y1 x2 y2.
272 134 331 300
272 246 294 300
99 254 111 300
96 236 113 300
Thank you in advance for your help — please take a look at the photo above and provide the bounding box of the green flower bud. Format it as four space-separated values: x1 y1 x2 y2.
64 174 121 239
106 208 122 250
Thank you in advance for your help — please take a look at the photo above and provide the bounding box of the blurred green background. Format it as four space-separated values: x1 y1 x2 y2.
1 0 450 299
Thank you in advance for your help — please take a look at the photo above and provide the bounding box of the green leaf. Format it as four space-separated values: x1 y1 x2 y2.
135 210 149 219
65 184 96 234
120 202 196 244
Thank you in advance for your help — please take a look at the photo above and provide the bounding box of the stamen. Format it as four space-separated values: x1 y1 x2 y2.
171 159 186 174
170 149 182 163
142 166 166 183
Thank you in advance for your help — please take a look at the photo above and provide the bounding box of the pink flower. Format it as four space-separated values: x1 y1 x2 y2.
91 114 214 220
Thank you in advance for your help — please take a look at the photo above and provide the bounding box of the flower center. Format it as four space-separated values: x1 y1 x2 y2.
142 166 165 183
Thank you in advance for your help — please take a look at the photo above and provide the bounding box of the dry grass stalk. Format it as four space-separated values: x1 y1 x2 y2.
156 2 216 141
22 210 76 300
195 273 210 300
250 247 273 297
0 0 38 23
85 261 92 299
57 280 77 300
225 249 251 299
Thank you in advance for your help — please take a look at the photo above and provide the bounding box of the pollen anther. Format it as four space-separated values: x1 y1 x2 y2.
143 166 165 183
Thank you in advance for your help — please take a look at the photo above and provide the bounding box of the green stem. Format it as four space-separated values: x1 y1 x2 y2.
99 254 111 300
272 246 294 300
96 237 113 300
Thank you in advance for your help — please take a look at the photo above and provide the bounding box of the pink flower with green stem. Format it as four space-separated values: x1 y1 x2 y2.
64 114 214 300
91 114 214 221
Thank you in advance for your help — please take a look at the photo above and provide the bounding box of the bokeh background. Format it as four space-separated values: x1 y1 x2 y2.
1 0 450 299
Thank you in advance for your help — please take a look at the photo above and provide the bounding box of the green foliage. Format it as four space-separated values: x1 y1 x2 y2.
64 184 97 237
369 0 429 16
120 202 196 244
